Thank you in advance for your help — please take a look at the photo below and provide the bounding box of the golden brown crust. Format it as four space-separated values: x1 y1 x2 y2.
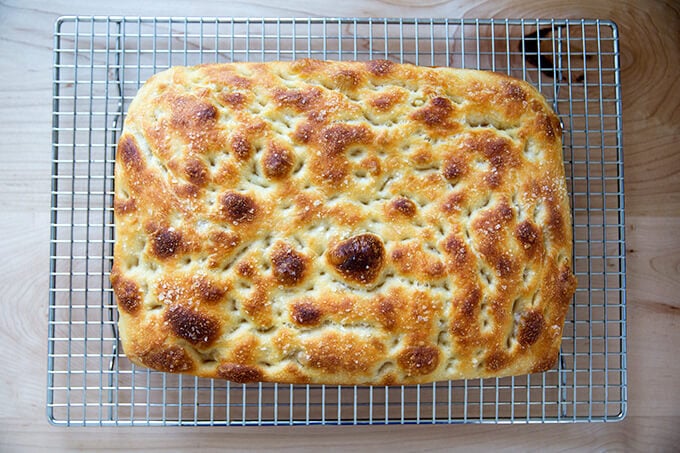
113 60 576 385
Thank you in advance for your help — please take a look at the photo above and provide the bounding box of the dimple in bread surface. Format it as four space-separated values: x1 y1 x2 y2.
112 59 577 385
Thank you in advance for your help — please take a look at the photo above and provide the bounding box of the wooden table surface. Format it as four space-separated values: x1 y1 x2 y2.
1 0 678 450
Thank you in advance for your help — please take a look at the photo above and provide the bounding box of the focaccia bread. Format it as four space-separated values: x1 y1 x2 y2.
112 59 577 385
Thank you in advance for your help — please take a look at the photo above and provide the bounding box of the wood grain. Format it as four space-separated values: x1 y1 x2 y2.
1 0 679 450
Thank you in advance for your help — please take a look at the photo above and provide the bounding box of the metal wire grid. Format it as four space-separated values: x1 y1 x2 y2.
48 17 626 426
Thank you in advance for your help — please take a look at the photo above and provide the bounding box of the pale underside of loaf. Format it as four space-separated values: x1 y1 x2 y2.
112 59 577 385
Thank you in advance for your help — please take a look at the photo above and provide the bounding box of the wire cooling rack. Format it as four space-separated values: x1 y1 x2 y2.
48 17 626 426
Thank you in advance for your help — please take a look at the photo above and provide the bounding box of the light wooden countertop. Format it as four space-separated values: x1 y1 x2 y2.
1 0 678 450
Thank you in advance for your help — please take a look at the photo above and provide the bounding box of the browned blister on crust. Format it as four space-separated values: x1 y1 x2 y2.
113 60 576 385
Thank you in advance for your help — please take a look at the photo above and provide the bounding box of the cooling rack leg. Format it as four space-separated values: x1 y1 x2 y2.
552 25 571 419
106 19 124 423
